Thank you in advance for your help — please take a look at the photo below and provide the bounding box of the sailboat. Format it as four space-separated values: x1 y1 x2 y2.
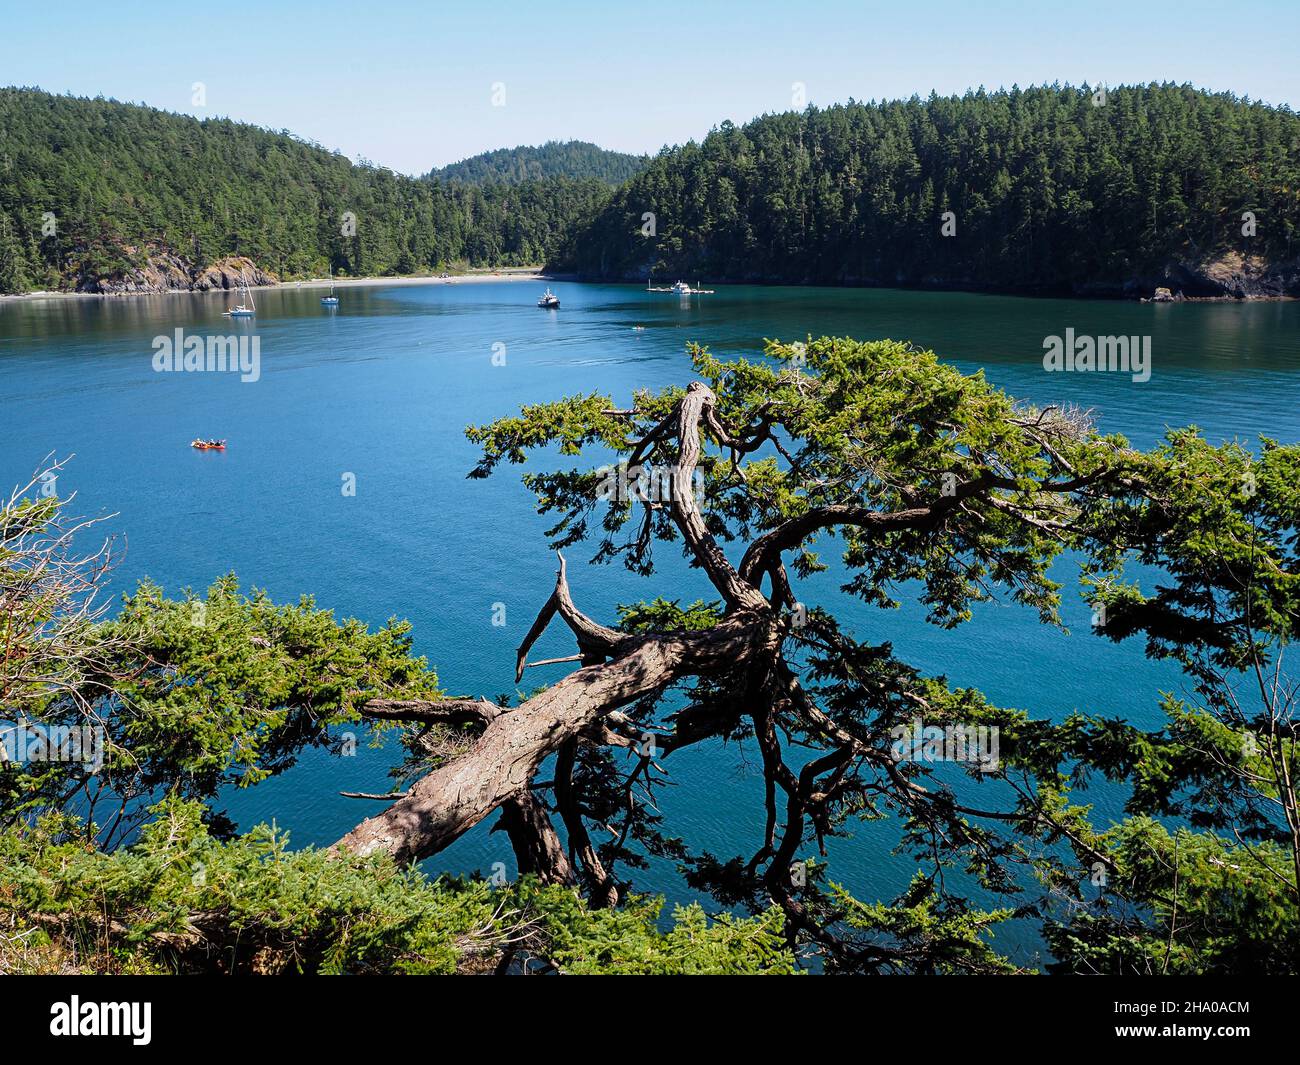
224 280 255 318
321 266 339 307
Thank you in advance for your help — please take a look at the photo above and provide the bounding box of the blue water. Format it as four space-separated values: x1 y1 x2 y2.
4 280 1298 968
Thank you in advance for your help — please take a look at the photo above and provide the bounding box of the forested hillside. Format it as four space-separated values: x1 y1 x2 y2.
573 84 1300 296
428 140 647 185
4 84 1298 298
0 89 611 293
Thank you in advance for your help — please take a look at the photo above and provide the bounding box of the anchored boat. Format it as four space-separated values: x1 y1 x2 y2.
321 266 339 306
646 276 714 295
537 288 560 309
223 280 256 317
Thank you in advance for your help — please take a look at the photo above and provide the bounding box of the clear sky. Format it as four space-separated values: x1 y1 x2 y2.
4 1 1296 174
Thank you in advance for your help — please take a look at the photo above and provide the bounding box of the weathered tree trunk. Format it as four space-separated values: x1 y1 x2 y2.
334 611 768 865
334 383 795 872
496 792 574 884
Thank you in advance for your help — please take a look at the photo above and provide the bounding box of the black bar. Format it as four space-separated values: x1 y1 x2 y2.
2 975 1286 1050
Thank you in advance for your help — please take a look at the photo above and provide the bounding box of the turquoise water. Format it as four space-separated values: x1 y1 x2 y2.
3 281 1298 967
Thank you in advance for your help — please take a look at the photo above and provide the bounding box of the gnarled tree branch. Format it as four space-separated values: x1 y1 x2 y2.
335 610 771 864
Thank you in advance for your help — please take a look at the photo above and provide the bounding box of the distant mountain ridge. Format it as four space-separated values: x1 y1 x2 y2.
428 140 648 186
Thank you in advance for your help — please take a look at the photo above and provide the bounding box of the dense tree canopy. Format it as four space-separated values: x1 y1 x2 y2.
428 140 647 186
574 84 1300 294
5 83 1297 297
0 88 612 292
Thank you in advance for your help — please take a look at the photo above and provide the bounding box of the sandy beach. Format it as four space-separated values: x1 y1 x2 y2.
0 268 569 303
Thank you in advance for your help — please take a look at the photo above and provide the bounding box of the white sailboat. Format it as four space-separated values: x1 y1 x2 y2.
224 280 255 317
321 265 339 307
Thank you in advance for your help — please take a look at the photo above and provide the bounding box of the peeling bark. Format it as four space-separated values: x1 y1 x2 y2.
335 611 768 864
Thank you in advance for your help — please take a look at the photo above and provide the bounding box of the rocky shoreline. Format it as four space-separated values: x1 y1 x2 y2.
10 245 1297 303
1 268 557 302
1135 251 1300 301
73 251 277 295
583 249 1300 302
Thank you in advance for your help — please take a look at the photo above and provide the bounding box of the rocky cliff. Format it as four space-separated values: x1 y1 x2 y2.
75 249 277 295
1158 252 1300 299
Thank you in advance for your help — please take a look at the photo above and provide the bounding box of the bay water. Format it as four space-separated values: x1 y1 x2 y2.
4 280 1297 966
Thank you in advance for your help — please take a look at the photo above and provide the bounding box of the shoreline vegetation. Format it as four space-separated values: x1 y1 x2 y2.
0 267 561 302
1 270 1292 304
2 84 1298 303
573 86 1300 300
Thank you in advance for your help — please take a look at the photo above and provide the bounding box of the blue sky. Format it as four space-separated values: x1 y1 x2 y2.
4 1 1296 174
